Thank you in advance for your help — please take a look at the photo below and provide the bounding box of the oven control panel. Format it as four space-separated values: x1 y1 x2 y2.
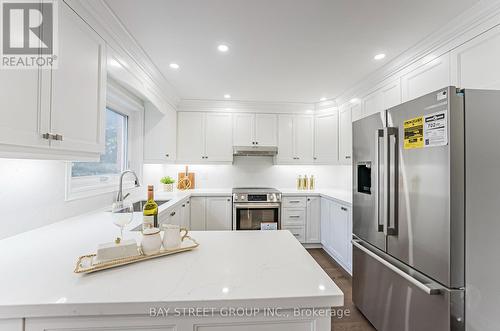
233 193 281 202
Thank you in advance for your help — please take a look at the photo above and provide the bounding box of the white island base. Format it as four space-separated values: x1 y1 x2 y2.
0 213 344 331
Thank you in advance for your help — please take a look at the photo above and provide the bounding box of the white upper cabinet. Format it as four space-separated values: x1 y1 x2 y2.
339 104 352 164
401 53 450 102
294 115 314 163
381 79 401 110
233 113 277 146
177 112 205 163
177 112 233 163
314 111 339 164
49 2 106 154
277 114 314 164
205 113 233 162
277 114 295 163
143 102 177 163
0 1 106 159
363 90 384 117
255 113 277 146
233 113 254 146
0 70 49 151
451 24 500 89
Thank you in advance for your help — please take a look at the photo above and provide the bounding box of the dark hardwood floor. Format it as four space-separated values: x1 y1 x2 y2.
307 248 376 331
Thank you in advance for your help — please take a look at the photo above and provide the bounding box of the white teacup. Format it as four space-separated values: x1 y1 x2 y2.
160 224 189 250
141 228 162 255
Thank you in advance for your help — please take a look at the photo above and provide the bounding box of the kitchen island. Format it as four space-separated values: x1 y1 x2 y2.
0 210 343 331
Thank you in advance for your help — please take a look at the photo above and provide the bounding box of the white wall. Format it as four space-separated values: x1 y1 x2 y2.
143 157 352 191
0 159 118 240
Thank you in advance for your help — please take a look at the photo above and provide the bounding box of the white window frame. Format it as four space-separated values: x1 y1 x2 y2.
65 80 144 201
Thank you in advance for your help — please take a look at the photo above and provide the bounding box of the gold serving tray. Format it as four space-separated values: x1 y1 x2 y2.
74 236 199 274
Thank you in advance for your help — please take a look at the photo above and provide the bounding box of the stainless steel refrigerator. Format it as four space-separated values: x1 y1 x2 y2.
352 86 500 331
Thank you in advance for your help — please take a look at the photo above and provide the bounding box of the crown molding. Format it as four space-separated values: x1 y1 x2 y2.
333 0 500 106
178 99 315 114
64 0 180 112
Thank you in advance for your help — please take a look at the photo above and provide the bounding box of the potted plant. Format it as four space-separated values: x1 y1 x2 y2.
160 176 175 192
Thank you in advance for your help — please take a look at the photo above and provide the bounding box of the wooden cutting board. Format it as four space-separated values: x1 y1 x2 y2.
177 172 195 190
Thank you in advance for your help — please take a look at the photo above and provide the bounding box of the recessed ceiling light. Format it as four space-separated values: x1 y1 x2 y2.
350 98 359 104
169 63 180 69
224 94 231 99
374 53 386 60
218 44 229 52
320 97 327 102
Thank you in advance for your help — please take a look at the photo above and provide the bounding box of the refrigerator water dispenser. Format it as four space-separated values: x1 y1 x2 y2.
357 162 371 194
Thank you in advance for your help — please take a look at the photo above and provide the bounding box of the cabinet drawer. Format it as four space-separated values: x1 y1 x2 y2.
283 197 307 208
282 208 306 226
284 226 305 243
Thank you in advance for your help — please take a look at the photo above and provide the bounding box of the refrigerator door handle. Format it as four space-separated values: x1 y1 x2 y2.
375 129 384 232
352 239 443 295
383 127 399 236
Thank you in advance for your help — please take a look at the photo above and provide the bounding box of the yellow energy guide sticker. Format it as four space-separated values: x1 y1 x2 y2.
404 116 424 149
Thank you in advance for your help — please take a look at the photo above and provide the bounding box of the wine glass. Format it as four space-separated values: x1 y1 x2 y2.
111 201 134 243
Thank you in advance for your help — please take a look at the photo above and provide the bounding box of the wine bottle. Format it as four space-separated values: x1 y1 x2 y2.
143 185 159 229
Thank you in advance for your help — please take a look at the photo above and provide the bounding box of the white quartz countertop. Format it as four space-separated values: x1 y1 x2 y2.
0 210 343 319
153 188 352 208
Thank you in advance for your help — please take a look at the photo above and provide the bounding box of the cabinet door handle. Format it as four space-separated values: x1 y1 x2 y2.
187 201 190 204
165 153 170 158
345 156 351 159
182 204 185 207
293 233 300 237
42 133 63 141
307 198 311 201
341 206 348 211
289 215 301 218
289 200 300 203
227 198 231 202
170 211 176 216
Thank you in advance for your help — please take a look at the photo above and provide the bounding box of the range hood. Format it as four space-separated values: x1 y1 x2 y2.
233 146 278 157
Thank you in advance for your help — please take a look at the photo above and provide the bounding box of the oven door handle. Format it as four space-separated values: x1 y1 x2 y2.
234 203 281 209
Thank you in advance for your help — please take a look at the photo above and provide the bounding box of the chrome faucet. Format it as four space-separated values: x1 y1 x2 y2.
116 170 141 203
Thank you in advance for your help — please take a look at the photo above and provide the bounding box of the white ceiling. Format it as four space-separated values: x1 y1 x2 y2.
105 0 477 103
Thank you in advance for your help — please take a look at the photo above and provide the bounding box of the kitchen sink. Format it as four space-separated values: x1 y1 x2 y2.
131 200 169 212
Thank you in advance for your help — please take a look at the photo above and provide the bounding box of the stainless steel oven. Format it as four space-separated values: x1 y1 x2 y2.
232 188 281 230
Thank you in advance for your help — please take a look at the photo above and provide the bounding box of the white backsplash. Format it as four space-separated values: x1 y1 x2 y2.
0 158 117 240
143 157 352 191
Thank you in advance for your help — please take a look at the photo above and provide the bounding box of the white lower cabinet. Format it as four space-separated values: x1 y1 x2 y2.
180 199 191 228
320 197 352 274
190 197 206 230
24 313 326 331
206 197 233 230
306 197 321 243
190 196 232 231
281 195 320 244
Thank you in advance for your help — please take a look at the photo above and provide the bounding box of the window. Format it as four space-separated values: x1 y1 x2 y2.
66 80 144 201
66 108 133 199
71 108 128 178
